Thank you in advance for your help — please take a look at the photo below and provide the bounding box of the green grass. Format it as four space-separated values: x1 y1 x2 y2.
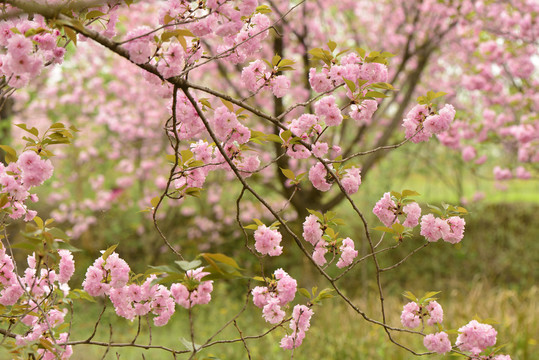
6 281 533 359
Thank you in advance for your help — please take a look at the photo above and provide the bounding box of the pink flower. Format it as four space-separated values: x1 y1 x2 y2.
349 99 378 126
426 300 443 325
254 225 283 256
456 320 497 355
312 240 328 266
373 192 397 227
308 162 332 192
462 146 476 162
402 202 421 228
58 250 75 284
424 332 452 354
341 167 361 194
241 60 269 92
400 301 420 328
402 104 430 143
443 216 465 244
262 298 285 324
280 305 313 350
270 75 290 98
302 215 323 246
314 95 343 126
336 238 358 268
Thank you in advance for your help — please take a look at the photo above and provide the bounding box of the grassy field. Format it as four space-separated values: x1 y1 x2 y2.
22 281 534 360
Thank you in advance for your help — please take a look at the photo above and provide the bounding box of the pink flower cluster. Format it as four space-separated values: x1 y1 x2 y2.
254 225 283 256
372 193 422 228
0 151 54 221
373 192 397 226
424 331 452 354
456 320 497 355
308 162 333 191
252 269 297 324
83 252 213 326
109 274 176 326
83 252 130 296
212 105 251 144
349 99 378 126
314 96 343 126
302 215 357 267
171 267 214 309
214 11 271 64
400 300 443 329
13 251 76 358
0 19 66 88
0 246 24 306
336 238 358 268
286 114 322 159
302 215 323 245
308 52 388 93
420 214 465 244
403 104 455 143
280 304 314 350
341 167 362 195
241 60 290 98
124 26 155 64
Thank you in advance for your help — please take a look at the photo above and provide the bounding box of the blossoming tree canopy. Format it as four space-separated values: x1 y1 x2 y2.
0 0 534 359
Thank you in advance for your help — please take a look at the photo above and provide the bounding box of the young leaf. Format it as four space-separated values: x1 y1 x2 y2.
102 244 118 261
280 168 295 180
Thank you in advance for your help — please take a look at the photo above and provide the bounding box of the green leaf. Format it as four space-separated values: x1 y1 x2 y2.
102 244 118 261
34 216 44 229
381 51 396 58
298 288 311 299
0 145 17 163
280 130 292 142
390 191 401 200
252 218 264 226
420 291 441 303
161 29 195 42
356 47 366 58
47 227 70 241
57 241 82 252
327 40 337 52
370 82 395 91
255 5 272 14
402 291 417 302
243 224 258 230
279 59 295 67
266 134 283 143
64 26 77 46
151 196 160 208
402 189 420 197
220 99 234 112
148 264 182 274
343 78 356 92
391 223 405 234
307 209 324 221
364 90 388 98
200 253 242 270
180 149 193 163
317 288 335 300
175 260 202 271
15 123 39 137
199 98 212 109
373 226 394 233
0 194 8 208
86 10 105 20
271 54 281 66
180 337 202 351
280 168 295 180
